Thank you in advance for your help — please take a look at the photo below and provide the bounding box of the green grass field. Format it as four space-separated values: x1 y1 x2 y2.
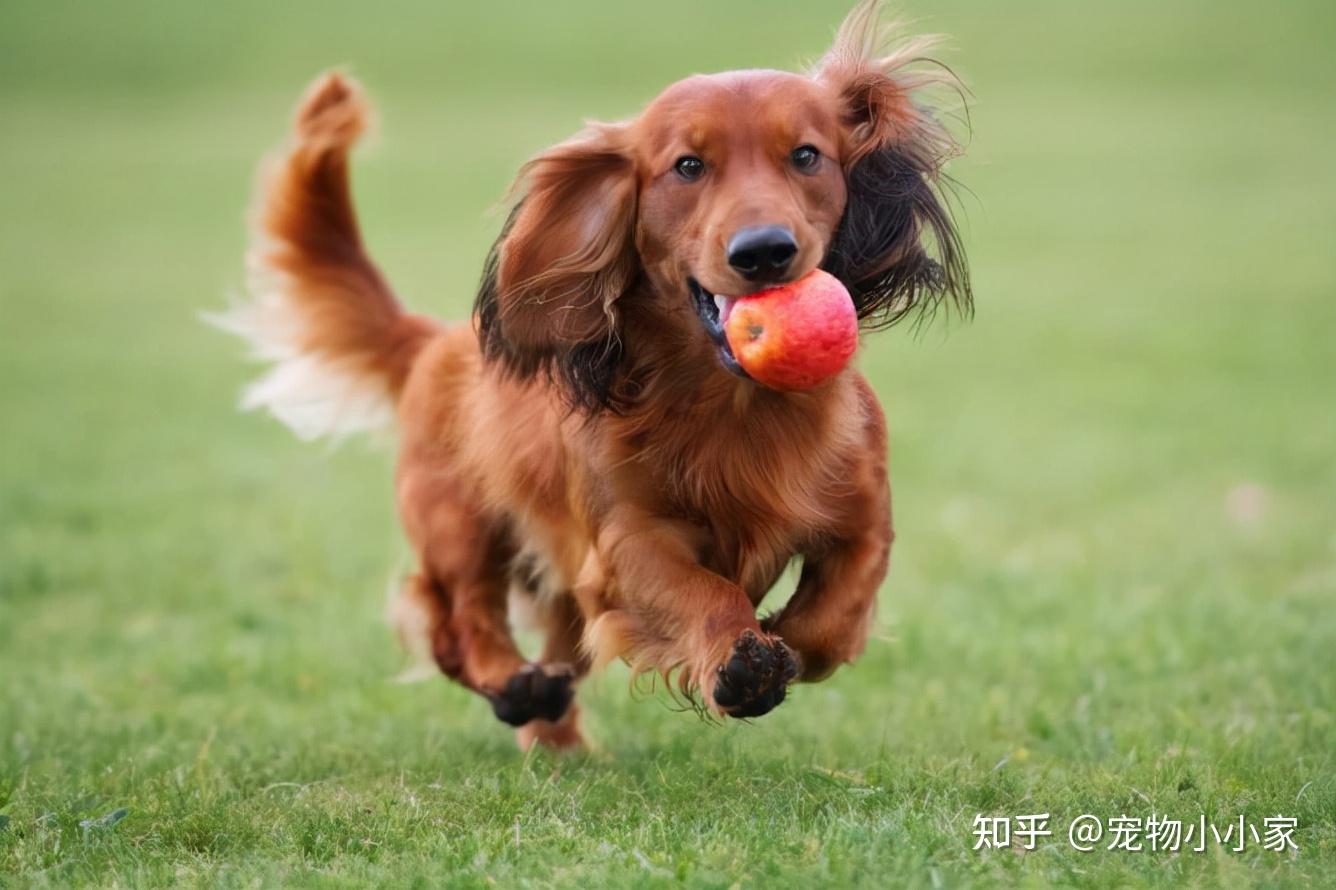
2 1 1334 886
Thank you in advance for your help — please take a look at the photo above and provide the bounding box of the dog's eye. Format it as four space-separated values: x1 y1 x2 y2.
791 144 820 171
674 155 705 181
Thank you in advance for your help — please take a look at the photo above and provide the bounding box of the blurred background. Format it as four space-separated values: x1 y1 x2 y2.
2 1 1333 885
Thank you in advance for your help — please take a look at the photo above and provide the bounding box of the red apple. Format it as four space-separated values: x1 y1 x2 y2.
722 269 858 391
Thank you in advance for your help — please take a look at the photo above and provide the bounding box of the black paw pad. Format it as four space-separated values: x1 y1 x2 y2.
712 631 798 719
487 665 575 727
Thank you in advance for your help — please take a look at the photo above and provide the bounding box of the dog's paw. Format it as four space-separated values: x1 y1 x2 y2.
710 630 798 719
487 663 576 727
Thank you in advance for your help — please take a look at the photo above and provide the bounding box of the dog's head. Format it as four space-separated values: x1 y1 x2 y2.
476 1 971 410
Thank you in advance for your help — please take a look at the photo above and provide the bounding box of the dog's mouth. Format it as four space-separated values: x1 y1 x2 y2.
688 278 750 379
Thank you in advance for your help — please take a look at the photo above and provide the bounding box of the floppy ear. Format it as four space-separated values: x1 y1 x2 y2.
474 122 639 410
817 1 971 328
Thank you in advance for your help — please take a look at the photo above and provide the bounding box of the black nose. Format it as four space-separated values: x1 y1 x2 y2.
726 225 798 282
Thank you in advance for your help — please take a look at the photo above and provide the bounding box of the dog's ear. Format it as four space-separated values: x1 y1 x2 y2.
816 1 971 327
475 123 639 410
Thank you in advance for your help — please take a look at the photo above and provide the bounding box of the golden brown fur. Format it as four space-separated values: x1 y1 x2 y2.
220 1 970 750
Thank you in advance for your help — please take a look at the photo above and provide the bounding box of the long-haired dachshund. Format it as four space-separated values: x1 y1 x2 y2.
217 0 970 750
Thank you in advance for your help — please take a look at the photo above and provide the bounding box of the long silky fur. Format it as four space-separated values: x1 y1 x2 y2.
817 0 973 328
473 203 629 414
823 145 972 328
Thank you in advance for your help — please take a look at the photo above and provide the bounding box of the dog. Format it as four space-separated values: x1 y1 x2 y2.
216 0 970 750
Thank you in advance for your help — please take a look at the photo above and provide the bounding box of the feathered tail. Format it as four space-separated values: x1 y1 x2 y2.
209 72 436 440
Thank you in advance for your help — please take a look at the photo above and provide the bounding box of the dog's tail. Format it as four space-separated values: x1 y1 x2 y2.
209 72 437 441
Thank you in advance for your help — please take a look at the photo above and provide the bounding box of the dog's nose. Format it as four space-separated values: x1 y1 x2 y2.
726 225 798 282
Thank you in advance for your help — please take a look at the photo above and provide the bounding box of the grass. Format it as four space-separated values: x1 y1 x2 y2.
2 0 1334 886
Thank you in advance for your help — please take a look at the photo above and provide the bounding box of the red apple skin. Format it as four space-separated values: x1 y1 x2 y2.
723 269 858 391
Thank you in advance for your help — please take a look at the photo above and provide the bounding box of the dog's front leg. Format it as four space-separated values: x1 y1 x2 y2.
592 507 797 718
762 483 892 682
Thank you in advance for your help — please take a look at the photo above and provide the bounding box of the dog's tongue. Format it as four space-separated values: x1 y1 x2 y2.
713 294 736 325
722 269 858 391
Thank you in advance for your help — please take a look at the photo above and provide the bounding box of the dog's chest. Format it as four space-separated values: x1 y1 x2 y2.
651 411 855 597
